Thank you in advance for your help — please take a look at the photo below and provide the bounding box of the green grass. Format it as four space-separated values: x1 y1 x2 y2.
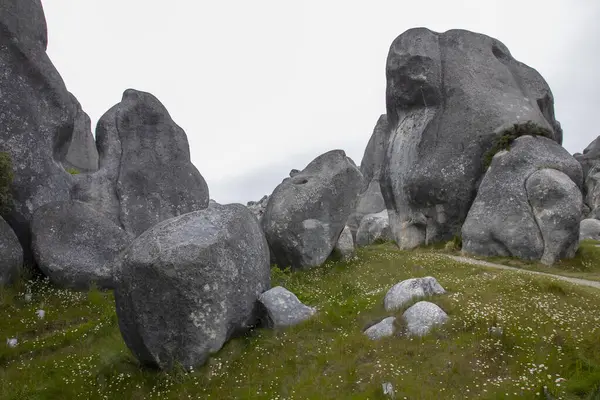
65 167 80 175
2 244 600 399
459 240 600 282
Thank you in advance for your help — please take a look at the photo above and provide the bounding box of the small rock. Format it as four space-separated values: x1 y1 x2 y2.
364 317 396 340
384 277 445 312
402 301 448 337
258 286 317 328
488 326 503 337
382 382 396 398
6 338 17 348
36 309 45 320
334 226 355 260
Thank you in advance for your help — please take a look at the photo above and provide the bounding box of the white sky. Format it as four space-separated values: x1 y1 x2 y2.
43 0 600 204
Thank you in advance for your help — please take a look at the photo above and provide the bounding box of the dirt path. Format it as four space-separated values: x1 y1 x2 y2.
446 255 600 290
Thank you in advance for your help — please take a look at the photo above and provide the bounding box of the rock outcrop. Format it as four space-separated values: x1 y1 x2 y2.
580 219 600 241
31 201 130 290
247 195 269 221
258 286 316 328
356 210 392 247
462 136 582 264
262 150 363 270
0 217 23 286
384 277 446 312
115 203 270 370
381 28 563 250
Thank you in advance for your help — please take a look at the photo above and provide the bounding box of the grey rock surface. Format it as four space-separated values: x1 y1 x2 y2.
402 301 448 337
115 203 270 370
115 89 210 236
31 201 130 290
384 277 446 312
526 169 582 265
0 217 23 286
580 218 600 241
360 115 390 187
574 136 600 217
262 150 363 270
334 225 355 260
356 210 392 247
381 28 562 250
0 0 85 253
247 195 269 222
364 317 396 340
258 286 316 328
462 136 582 263
347 180 386 240
63 96 99 173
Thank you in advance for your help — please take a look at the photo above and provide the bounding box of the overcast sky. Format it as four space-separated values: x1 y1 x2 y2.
43 0 600 204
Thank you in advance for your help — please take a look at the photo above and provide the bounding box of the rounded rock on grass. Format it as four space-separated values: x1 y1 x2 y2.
364 317 396 340
402 301 448 337
258 286 317 328
384 277 445 312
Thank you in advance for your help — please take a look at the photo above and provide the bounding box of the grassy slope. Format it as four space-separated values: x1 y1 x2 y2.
1 245 600 399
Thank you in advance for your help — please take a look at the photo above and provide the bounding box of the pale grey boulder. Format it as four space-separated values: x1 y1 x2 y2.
381 28 562 250
0 0 85 255
31 201 130 290
262 150 363 270
114 203 270 370
63 96 99 173
356 210 392 247
364 317 396 340
526 169 582 265
403 301 448 337
115 90 210 236
462 136 582 262
0 217 23 286
580 218 600 241
258 286 316 328
347 180 386 240
384 277 445 312
334 225 355 260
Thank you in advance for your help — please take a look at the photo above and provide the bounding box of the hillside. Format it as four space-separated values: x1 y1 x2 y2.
2 244 600 400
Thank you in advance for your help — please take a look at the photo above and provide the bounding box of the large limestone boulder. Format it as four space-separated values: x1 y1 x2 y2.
462 136 582 264
31 201 130 290
364 317 396 340
0 0 89 253
580 219 600 241
115 203 270 370
262 150 363 270
0 217 23 286
356 210 392 247
381 28 563 250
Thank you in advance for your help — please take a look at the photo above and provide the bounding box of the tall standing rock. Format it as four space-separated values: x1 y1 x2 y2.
262 150 363 270
115 90 209 236
381 28 562 249
0 0 87 253
115 203 270 370
462 136 582 264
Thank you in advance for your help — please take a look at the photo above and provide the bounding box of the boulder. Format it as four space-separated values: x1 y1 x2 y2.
114 90 210 236
364 317 396 340
381 28 563 250
580 218 600 241
356 210 392 247
31 201 130 290
63 95 99 173
0 0 87 254
384 277 445 312
402 301 448 337
526 169 582 264
347 180 386 239
262 150 363 270
462 136 583 263
0 217 23 286
334 225 355 260
114 203 270 370
258 286 316 328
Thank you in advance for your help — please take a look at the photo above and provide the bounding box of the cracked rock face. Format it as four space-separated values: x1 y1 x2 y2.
381 28 563 250
258 286 316 328
262 150 363 270
114 203 270 370
462 136 582 264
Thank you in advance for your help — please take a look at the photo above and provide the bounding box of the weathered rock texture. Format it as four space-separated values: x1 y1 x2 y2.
381 28 563 250
262 150 363 270
575 136 600 218
31 201 130 290
63 96 99 173
115 203 270 370
462 136 582 264
580 218 600 241
334 225 355 260
258 286 316 328
356 210 392 247
402 301 448 337
0 216 23 286
384 277 446 312
0 0 87 252
364 317 396 340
